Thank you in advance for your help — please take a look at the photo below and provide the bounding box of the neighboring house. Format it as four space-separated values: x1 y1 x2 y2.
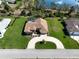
24 18 48 35
14 9 23 16
0 0 3 11
0 0 2 5
0 18 11 38
0 0 16 11
6 0 16 3
65 18 79 36
2 0 16 4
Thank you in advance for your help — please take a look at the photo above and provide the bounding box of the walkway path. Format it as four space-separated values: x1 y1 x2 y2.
27 35 64 49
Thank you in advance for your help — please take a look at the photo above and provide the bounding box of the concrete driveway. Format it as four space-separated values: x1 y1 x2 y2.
71 36 79 43
0 29 6 38
27 35 64 49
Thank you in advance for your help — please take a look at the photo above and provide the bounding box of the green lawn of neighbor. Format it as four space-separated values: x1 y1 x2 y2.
0 16 30 49
35 41 56 49
45 17 79 49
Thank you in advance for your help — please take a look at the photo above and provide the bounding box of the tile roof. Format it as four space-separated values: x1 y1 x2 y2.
65 18 79 32
24 18 48 34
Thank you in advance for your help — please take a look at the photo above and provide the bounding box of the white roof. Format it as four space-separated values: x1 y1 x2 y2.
0 18 11 32
0 0 2 5
6 0 16 3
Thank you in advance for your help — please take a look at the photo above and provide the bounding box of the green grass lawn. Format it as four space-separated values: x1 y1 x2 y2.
0 16 30 49
15 0 22 9
45 17 79 49
35 41 56 49
0 16 79 49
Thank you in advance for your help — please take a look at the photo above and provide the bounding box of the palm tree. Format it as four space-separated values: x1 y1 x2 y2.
34 0 39 9
62 3 69 11
35 0 46 9
51 2 57 10
40 40 46 44
67 6 75 16
1 0 13 15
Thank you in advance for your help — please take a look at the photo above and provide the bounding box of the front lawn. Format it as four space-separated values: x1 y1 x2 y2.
45 17 79 49
35 41 56 49
0 16 30 49
0 16 79 49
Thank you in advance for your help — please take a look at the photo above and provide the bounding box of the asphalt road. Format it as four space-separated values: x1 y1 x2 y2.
0 49 79 59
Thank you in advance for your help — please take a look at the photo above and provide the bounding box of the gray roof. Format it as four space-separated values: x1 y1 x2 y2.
65 18 79 32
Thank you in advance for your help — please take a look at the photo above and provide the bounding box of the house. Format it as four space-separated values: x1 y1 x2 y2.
0 18 11 38
2 0 16 4
65 18 79 36
14 9 23 16
0 0 4 11
0 0 2 5
24 18 48 35
6 0 16 3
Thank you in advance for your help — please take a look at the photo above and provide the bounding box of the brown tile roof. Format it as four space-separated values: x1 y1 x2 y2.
24 18 48 34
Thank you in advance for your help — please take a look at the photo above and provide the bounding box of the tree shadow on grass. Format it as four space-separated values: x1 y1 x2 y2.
61 21 70 36
21 21 28 36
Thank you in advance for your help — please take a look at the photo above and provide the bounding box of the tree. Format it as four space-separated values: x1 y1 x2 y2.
51 2 57 10
40 40 46 44
1 1 14 16
34 0 46 9
67 6 75 16
62 3 69 11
